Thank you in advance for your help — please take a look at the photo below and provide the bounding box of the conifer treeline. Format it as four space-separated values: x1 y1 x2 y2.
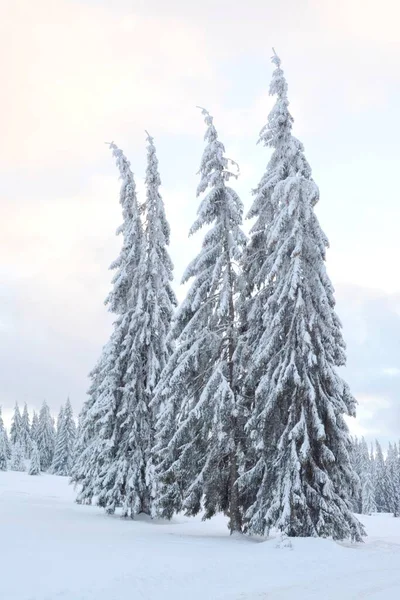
0 400 76 475
70 52 378 541
350 437 400 517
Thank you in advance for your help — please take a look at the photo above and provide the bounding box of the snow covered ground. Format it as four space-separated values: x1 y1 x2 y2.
1 471 400 599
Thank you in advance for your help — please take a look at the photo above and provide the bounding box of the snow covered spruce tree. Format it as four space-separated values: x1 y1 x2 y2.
52 399 76 476
10 402 22 446
238 52 364 541
10 441 25 472
72 142 144 511
0 407 8 470
374 440 390 512
359 438 376 515
52 403 65 470
20 403 31 458
56 405 64 436
386 443 400 517
30 411 39 447
153 109 247 533
348 437 366 513
111 132 178 514
29 442 41 475
72 139 175 517
37 401 56 471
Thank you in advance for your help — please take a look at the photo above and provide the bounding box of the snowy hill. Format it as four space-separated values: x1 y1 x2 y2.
1 471 400 599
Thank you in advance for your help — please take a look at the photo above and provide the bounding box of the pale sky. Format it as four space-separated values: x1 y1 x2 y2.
1 0 400 442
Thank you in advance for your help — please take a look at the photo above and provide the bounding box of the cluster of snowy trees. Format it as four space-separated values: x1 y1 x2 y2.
350 437 400 517
72 52 365 541
0 400 76 476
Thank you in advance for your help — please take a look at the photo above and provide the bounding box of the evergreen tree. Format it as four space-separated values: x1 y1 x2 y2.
154 109 247 532
370 442 376 486
348 437 362 513
71 353 110 505
37 401 56 471
29 441 41 475
237 49 310 425
386 443 400 517
73 139 175 517
52 399 76 476
56 405 65 435
237 46 324 519
51 405 65 473
375 440 390 512
238 52 364 541
10 441 25 472
30 411 40 448
0 408 8 470
360 438 376 515
100 132 177 515
10 402 22 446
20 403 31 458
71 142 143 511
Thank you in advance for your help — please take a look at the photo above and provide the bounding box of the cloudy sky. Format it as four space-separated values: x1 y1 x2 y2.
1 0 399 443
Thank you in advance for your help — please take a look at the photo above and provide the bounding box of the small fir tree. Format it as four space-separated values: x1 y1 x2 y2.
30 411 40 447
349 437 366 514
56 405 64 436
360 438 376 515
10 402 22 446
386 443 400 517
20 403 31 458
29 441 41 475
52 399 76 476
10 441 25 472
375 440 390 512
37 401 56 471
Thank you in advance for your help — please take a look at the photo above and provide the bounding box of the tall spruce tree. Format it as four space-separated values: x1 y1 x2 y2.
154 109 247 533
72 142 143 511
238 52 364 541
0 408 8 470
106 132 177 515
37 401 56 471
52 399 76 476
73 139 175 517
237 49 309 415
20 403 31 458
10 403 22 446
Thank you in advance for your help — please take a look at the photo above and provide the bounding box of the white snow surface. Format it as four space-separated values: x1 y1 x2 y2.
1 471 400 599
